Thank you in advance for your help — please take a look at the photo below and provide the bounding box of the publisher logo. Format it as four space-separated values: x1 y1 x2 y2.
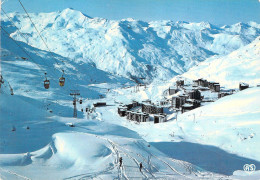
243 164 256 173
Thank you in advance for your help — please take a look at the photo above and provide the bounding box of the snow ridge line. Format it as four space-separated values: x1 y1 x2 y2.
0 167 31 180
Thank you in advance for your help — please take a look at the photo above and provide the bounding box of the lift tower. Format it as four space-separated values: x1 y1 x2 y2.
70 90 80 118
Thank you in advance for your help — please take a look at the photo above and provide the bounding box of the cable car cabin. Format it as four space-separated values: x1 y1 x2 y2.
44 80 50 89
59 77 65 87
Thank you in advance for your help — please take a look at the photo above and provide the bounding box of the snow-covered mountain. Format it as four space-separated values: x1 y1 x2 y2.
0 22 133 101
2 8 260 82
182 36 260 88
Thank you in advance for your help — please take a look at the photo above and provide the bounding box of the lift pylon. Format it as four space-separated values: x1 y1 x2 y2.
70 90 80 118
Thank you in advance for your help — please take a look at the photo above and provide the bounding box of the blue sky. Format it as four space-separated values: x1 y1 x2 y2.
2 0 260 25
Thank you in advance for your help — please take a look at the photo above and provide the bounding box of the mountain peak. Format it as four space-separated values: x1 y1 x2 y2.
2 10 260 82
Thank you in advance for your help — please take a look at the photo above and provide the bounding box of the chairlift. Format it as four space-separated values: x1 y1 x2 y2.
44 73 50 89
8 82 14 95
59 70 65 87
79 99 83 104
0 75 4 84
0 75 4 88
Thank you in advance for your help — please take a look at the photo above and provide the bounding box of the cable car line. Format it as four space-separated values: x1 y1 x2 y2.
15 1 80 91
0 20 77 94
1 9 57 74
1 8 30 44
0 25 44 73
0 11 71 91
17 0 63 69
0 26 71 94
2 4 83 110
1 22 82 118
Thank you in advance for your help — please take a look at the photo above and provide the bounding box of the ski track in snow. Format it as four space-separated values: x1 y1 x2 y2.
0 167 31 180
69 130 200 180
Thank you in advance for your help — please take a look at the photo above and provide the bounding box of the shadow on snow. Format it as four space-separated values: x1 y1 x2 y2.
150 141 260 175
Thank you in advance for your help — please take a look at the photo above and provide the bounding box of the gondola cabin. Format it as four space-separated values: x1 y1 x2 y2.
59 77 65 87
44 80 50 89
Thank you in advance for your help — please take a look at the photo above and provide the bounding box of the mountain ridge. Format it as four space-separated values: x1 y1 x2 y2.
2 8 260 83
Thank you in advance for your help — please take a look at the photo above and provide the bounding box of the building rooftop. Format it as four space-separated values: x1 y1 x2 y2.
182 103 193 107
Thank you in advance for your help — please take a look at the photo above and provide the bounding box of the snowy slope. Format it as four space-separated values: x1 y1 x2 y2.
101 85 260 162
1 8 260 82
0 25 133 100
121 36 260 104
98 86 260 177
0 86 225 179
182 36 260 88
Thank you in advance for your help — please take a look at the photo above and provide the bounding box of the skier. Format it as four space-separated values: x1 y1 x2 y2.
139 162 142 172
119 157 123 167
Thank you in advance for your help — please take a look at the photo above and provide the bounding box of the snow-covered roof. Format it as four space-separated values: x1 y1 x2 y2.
240 82 249 86
182 103 193 107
